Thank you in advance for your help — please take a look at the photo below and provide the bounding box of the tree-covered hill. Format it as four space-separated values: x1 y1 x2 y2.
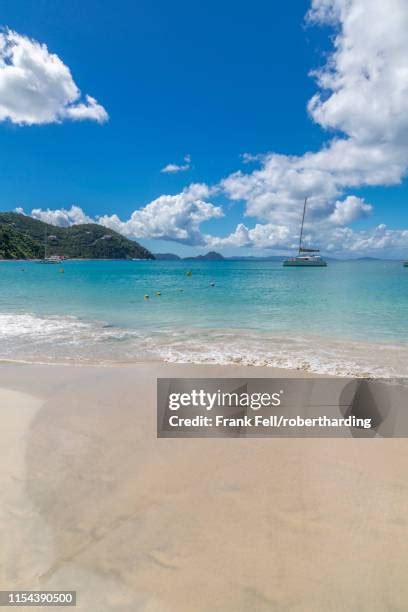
0 212 154 260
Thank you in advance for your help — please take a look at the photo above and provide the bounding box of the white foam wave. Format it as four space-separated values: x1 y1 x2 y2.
0 313 91 338
153 331 408 378
0 312 407 378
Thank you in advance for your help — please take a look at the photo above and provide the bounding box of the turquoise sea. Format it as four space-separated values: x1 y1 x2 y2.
0 259 407 376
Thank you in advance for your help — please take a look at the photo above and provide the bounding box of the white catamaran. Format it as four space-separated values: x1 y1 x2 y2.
283 197 327 267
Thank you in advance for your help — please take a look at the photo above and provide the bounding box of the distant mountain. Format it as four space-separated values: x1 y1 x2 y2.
184 251 225 261
0 212 154 260
150 250 341 262
154 253 181 260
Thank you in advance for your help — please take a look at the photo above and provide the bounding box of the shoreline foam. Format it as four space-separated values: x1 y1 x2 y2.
0 311 407 377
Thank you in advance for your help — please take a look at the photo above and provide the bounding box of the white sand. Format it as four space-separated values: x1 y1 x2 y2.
0 363 407 611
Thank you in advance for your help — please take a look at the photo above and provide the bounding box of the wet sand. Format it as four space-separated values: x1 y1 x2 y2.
0 362 407 611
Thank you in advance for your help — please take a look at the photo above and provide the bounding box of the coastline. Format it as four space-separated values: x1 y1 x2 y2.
1 259 408 378
1 317 407 377
1 362 408 611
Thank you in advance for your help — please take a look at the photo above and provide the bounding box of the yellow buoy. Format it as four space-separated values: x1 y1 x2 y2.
59 268 64 273
186 270 192 276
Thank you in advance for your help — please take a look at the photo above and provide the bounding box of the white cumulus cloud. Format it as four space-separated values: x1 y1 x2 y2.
324 224 408 255
30 205 93 226
98 183 222 245
209 220 408 256
207 223 291 249
161 155 191 174
0 29 108 125
328 196 372 225
221 0 408 249
307 0 408 145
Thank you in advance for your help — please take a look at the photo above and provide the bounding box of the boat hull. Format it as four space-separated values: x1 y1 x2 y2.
283 259 327 267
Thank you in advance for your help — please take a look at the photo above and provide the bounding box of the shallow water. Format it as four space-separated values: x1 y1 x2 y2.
0 259 407 376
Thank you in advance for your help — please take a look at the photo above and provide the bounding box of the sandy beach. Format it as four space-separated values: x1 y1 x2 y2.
0 362 407 611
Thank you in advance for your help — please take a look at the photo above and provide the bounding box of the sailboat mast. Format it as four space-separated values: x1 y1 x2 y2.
298 197 307 255
44 227 47 260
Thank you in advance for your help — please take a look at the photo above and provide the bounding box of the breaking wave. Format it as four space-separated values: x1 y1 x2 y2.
0 312 407 378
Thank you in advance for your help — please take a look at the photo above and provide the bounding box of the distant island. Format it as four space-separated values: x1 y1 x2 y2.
154 251 225 261
184 251 225 261
0 212 154 260
154 251 285 261
153 252 398 262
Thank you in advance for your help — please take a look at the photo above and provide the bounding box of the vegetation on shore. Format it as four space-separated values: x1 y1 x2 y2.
0 212 154 260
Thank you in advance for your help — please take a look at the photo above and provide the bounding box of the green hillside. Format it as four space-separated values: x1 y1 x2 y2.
0 212 154 260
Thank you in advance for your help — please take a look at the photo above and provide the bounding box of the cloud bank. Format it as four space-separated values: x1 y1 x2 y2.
0 29 108 125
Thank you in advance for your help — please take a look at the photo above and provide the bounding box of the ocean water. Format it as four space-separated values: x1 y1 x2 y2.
0 259 407 376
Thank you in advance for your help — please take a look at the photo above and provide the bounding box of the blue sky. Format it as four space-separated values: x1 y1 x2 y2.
1 0 408 256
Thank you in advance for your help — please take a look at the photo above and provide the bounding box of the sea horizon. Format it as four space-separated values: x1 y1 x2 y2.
1 258 407 377
1 255 406 262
